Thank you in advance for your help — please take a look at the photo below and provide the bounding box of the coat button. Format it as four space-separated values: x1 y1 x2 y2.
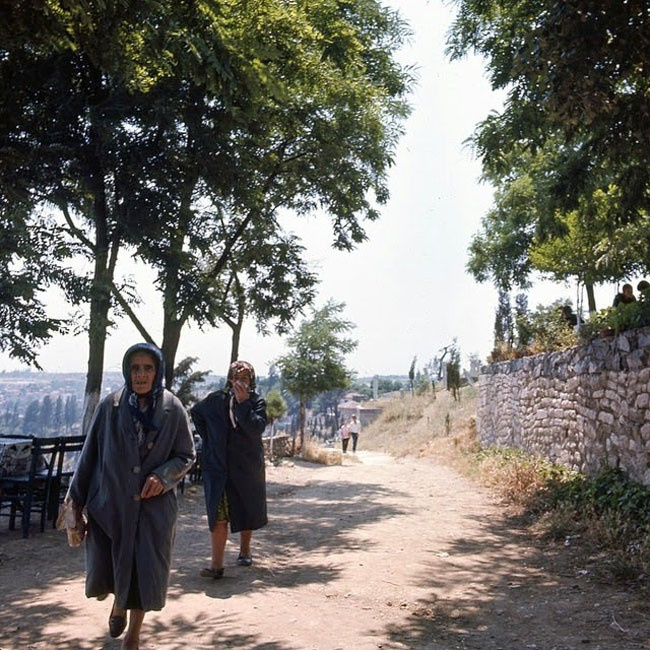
133 494 141 501
133 466 141 474
147 442 154 449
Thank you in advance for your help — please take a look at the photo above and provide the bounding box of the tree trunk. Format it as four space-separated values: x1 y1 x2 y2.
230 322 242 365
299 400 306 455
159 186 195 388
81 244 113 434
81 146 116 434
161 317 184 389
585 283 597 313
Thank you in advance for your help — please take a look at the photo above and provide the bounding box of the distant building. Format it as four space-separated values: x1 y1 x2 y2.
338 400 382 427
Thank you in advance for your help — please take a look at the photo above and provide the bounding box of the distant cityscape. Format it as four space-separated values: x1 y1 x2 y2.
0 370 224 436
0 369 406 438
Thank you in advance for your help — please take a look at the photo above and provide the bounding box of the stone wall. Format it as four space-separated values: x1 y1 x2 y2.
478 326 650 484
263 433 294 458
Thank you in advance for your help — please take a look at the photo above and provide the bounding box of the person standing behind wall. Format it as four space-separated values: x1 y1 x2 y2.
348 414 361 452
613 283 637 307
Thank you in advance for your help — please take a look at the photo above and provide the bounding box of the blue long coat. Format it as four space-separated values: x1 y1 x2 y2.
68 386 195 611
190 389 267 533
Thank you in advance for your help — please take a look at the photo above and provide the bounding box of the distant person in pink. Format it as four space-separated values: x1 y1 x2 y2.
339 419 350 453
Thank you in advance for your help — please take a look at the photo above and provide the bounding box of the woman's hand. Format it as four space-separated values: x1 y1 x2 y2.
232 379 250 403
141 474 164 499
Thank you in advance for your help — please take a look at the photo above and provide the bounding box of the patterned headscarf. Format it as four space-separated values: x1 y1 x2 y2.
226 360 256 390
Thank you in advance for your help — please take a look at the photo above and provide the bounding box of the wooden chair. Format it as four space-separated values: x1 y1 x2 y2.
47 434 86 525
0 436 60 537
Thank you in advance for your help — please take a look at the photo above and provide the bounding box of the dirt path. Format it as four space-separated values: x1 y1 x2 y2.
1 451 649 650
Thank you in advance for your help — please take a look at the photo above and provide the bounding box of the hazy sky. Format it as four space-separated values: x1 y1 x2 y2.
2 0 624 378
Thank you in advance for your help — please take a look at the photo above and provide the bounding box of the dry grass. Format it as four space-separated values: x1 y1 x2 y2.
361 385 479 463
302 438 342 465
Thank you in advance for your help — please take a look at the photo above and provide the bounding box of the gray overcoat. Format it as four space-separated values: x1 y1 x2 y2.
68 387 195 611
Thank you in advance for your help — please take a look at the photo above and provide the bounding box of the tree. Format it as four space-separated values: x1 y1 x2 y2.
276 300 357 452
514 293 533 351
466 143 647 311
445 342 461 402
408 356 416 396
215 230 319 368
265 389 288 458
0 215 69 368
493 290 514 352
451 2 650 301
54 395 64 433
448 0 650 221
39 395 53 435
0 0 413 429
22 399 40 435
172 357 210 408
115 0 413 385
64 395 79 433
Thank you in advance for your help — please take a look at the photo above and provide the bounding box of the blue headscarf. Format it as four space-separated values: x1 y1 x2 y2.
122 343 166 435
122 342 165 396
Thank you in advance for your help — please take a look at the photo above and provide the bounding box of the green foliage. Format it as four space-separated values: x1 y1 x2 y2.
454 2 650 298
493 290 514 348
276 300 357 446
172 357 210 407
513 293 533 349
524 301 579 354
470 446 650 583
448 0 650 217
0 215 72 368
445 343 461 401
490 296 579 361
265 389 288 424
0 0 412 410
277 300 357 402
408 356 416 396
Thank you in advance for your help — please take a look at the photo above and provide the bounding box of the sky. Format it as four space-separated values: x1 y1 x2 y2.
1 0 627 379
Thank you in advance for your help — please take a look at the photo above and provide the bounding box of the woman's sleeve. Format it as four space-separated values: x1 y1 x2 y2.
155 395 196 491
233 393 267 436
190 399 207 439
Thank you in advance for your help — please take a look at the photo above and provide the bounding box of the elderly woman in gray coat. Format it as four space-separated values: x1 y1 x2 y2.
67 342 195 650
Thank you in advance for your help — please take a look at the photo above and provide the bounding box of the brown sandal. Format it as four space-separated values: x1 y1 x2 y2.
199 566 224 579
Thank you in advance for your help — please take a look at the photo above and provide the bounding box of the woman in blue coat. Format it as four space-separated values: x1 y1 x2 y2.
67 343 195 650
190 360 267 578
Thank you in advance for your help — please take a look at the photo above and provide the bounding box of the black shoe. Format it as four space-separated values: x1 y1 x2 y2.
108 609 127 638
237 554 253 567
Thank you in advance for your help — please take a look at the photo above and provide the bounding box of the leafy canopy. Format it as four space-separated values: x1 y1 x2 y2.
451 0 650 297
277 300 357 402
